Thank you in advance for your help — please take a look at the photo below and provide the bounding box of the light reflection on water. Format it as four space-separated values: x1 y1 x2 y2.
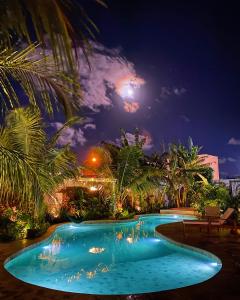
5 215 221 295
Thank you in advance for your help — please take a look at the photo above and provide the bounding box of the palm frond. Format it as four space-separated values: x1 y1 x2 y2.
48 116 81 149
0 0 105 71
0 128 41 210
0 107 78 215
5 106 45 156
0 44 81 117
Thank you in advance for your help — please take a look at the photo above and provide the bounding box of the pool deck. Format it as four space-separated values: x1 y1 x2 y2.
1 221 240 299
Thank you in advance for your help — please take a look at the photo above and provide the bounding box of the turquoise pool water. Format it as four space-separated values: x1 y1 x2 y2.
5 215 221 295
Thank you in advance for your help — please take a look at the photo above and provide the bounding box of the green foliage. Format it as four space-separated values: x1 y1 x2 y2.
164 138 210 207
66 188 112 221
115 209 135 220
99 133 211 213
198 167 213 184
117 145 143 194
0 107 79 216
0 1 106 117
100 129 164 213
225 194 240 223
190 184 231 215
0 1 105 116
0 0 102 71
0 206 49 241
140 198 163 214
0 45 81 117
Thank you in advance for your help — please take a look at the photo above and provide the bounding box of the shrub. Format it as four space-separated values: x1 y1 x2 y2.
0 206 49 241
115 209 135 220
66 188 113 221
190 184 231 215
27 221 49 239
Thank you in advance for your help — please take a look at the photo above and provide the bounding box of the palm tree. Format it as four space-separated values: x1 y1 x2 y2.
100 129 164 213
164 138 209 207
0 106 79 216
0 0 104 116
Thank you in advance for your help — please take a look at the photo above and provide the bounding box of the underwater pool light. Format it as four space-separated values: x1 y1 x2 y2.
43 245 50 250
210 262 218 267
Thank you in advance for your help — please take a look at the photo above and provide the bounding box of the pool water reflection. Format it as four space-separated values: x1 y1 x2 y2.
5 214 221 295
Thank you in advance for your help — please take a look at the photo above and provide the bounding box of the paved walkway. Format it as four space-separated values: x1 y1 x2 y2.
0 222 240 299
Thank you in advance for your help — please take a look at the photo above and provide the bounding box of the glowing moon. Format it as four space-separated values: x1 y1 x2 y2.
127 87 134 96
115 75 145 100
119 84 135 99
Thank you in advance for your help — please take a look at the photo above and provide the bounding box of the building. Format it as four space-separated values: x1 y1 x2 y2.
218 178 240 196
198 154 220 181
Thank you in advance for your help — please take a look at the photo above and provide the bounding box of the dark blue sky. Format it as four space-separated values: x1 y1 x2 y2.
73 0 240 178
2 1 240 178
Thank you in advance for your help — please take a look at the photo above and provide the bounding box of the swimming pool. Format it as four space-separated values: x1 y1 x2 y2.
4 214 221 295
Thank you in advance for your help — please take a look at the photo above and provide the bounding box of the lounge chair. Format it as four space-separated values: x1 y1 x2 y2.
183 207 235 234
204 206 220 218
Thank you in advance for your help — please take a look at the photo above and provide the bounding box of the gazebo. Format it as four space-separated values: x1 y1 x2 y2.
46 176 117 218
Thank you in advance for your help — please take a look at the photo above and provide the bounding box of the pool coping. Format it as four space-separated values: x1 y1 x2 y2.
0 214 239 299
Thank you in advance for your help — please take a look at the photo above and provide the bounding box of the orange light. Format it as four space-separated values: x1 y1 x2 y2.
84 148 101 169
116 232 123 240
92 157 97 163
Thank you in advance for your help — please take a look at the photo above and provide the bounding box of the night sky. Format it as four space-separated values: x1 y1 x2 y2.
29 1 240 178
71 0 239 179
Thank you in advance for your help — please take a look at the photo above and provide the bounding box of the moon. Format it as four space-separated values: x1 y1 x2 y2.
127 87 134 97
119 84 134 99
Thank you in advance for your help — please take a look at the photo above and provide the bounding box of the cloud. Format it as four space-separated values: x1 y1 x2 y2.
116 131 153 150
82 117 94 124
159 86 186 99
77 42 145 112
228 157 237 162
141 130 154 150
228 137 240 145
219 157 237 164
180 115 190 123
84 123 96 130
32 41 145 113
51 122 86 147
123 101 140 113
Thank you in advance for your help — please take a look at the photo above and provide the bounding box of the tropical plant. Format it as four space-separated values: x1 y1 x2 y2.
163 138 210 207
66 187 112 221
100 129 164 214
84 134 213 214
0 44 81 117
190 183 231 215
0 106 79 216
0 205 49 240
0 0 104 116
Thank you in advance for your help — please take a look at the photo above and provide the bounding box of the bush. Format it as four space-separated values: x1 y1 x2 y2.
66 188 113 221
115 209 135 220
27 222 49 239
0 206 49 241
190 184 231 215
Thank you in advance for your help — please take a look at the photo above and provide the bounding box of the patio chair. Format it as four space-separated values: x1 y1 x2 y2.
183 207 235 234
204 206 220 218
